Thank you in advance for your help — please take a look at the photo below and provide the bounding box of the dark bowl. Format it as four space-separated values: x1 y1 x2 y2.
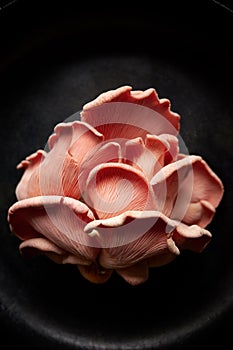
1 1 233 349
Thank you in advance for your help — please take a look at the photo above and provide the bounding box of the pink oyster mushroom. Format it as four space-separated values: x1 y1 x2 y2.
7 86 224 285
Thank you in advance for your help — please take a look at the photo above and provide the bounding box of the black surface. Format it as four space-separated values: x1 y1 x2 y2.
0 1 233 349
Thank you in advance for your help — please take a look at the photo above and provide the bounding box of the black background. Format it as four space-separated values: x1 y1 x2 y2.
0 1 233 349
